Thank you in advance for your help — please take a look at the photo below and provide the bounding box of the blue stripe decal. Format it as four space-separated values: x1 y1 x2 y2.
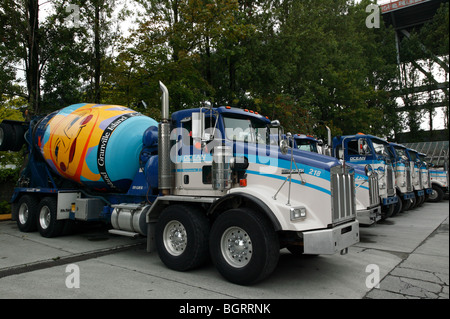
347 160 385 165
246 170 331 195
237 154 331 182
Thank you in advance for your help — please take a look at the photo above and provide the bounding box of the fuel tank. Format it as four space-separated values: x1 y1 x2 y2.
34 103 158 192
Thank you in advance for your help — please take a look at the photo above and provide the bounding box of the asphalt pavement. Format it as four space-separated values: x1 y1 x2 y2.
0 200 448 301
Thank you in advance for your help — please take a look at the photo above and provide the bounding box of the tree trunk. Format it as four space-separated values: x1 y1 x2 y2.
27 0 40 113
94 1 101 103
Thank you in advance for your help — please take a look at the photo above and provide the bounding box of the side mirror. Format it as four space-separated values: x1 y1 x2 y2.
358 139 369 155
280 139 289 155
270 120 281 127
192 112 205 140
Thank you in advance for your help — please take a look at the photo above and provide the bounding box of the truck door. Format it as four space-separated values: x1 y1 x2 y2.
176 114 217 192
345 138 371 163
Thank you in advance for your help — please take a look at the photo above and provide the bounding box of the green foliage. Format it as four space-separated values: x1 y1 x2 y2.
0 0 447 139
0 96 25 186
0 200 11 215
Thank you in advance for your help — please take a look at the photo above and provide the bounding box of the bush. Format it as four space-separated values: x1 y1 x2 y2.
0 200 11 215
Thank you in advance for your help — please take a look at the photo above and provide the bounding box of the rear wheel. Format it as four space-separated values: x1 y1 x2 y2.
16 195 39 232
155 205 210 271
209 208 279 285
37 197 64 238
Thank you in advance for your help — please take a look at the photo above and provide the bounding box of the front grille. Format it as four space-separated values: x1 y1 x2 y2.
416 170 423 189
369 173 379 206
386 165 395 196
422 170 429 188
330 165 356 225
406 167 412 192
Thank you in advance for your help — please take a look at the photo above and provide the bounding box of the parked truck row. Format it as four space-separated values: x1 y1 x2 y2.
0 83 447 285
290 131 448 224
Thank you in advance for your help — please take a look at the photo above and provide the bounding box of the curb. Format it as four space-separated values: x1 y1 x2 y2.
0 214 12 221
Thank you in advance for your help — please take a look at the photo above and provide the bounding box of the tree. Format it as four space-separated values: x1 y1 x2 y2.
0 0 42 113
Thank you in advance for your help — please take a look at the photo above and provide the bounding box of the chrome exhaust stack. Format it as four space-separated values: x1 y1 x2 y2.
158 81 171 195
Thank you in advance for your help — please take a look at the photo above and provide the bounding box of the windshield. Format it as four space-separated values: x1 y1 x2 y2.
409 151 418 161
394 146 407 158
223 116 271 145
295 138 318 153
372 140 391 158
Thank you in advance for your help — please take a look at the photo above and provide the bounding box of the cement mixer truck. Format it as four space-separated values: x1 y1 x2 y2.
0 83 359 285
332 134 398 219
287 134 381 226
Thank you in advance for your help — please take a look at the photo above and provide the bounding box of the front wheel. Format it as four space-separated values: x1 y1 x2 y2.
402 197 412 211
209 208 279 285
391 196 402 216
409 196 417 210
427 185 444 203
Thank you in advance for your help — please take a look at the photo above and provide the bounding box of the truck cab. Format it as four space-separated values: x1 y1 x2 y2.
1 83 360 285
292 134 320 153
416 152 433 200
387 142 415 212
404 148 426 208
428 167 449 202
420 152 449 203
290 134 381 225
332 134 398 219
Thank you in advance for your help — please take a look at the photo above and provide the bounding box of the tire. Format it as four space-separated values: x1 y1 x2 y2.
402 197 411 211
391 195 402 216
15 195 39 232
417 195 425 207
380 203 394 220
427 184 444 203
209 208 279 285
155 205 210 271
0 123 14 151
11 125 26 151
409 196 417 210
37 197 64 238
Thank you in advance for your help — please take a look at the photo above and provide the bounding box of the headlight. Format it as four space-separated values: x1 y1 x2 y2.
290 207 307 221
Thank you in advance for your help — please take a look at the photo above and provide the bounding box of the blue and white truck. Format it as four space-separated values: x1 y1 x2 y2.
0 82 359 285
387 142 416 213
289 134 381 225
332 134 398 220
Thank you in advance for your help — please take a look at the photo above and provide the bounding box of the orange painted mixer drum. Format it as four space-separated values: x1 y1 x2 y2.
34 103 158 192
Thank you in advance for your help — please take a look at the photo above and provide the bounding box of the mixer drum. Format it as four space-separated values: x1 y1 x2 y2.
34 103 158 192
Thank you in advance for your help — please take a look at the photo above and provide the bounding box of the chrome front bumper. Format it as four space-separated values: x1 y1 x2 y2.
302 220 359 255
357 205 381 226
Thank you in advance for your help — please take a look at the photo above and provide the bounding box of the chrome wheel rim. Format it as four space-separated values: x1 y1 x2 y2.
18 203 29 225
39 206 51 230
429 189 437 200
221 227 253 268
163 220 187 256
